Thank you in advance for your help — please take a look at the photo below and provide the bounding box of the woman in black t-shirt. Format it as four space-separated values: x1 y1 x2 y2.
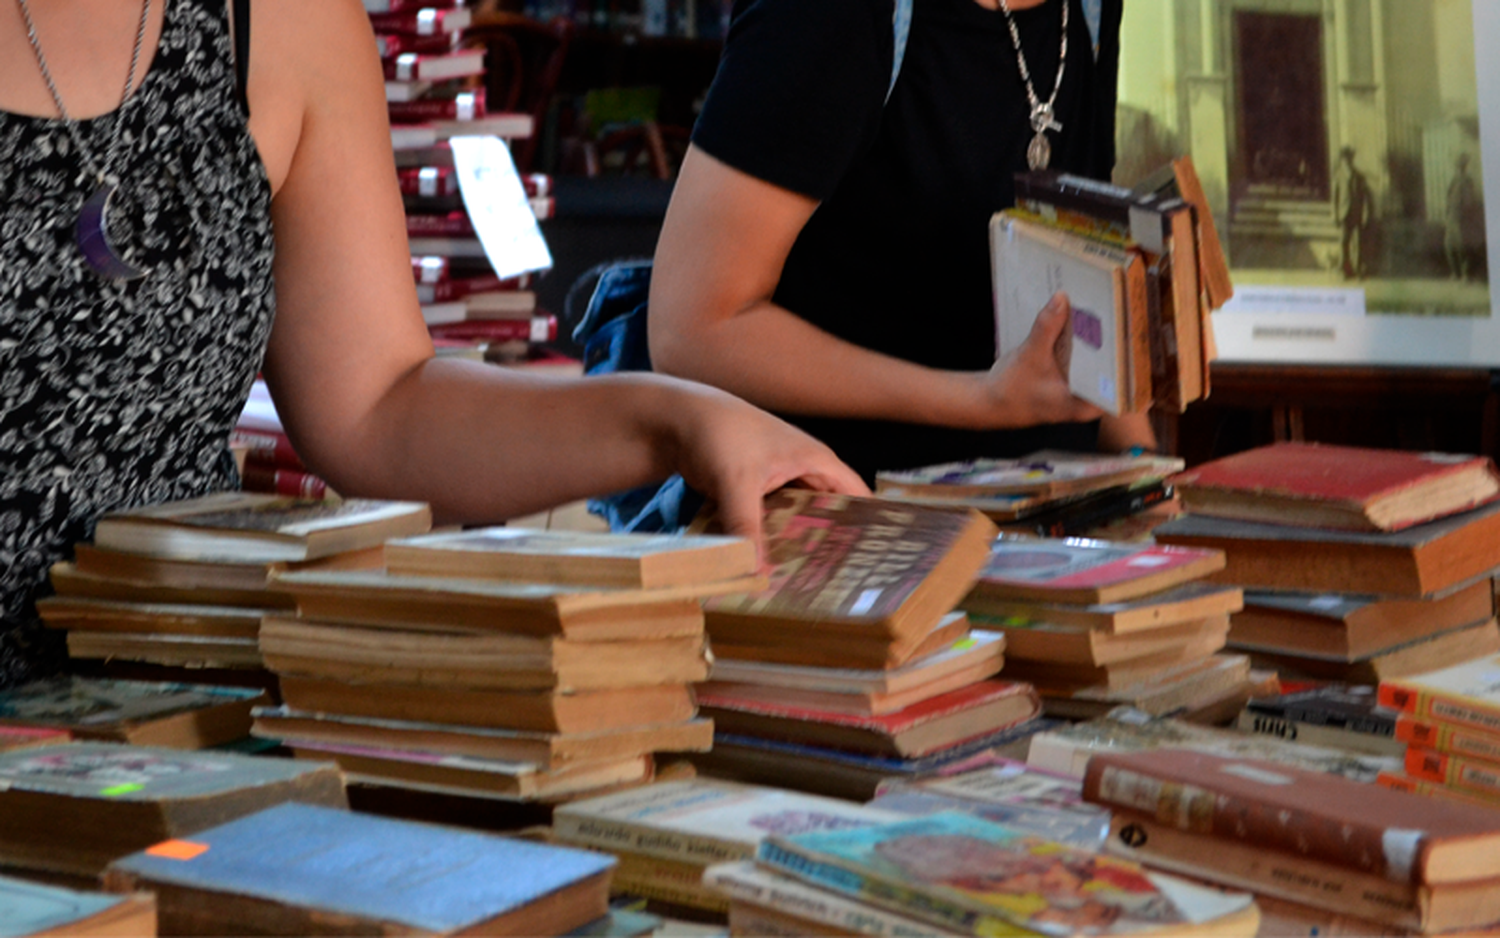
648 0 1154 483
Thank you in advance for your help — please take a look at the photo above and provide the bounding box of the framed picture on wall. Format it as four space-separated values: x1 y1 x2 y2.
1115 0 1499 366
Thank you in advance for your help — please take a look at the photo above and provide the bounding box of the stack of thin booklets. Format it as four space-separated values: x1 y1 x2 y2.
874 449 1184 537
1156 442 1500 683
1377 654 1500 808
991 157 1233 417
960 536 1254 720
688 490 1050 801
253 527 762 805
552 778 901 915
704 809 1260 936
40 492 424 684
1088 747 1500 935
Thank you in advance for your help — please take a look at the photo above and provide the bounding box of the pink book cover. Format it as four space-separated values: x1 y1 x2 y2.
697 680 1036 734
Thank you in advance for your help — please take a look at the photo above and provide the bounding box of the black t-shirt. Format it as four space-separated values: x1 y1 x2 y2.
692 0 1121 482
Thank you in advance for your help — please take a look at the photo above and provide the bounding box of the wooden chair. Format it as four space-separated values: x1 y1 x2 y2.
463 11 575 173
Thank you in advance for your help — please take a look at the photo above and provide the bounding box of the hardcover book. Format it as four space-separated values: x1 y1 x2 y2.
697 680 1040 758
384 527 757 589
0 742 346 876
0 874 155 938
103 802 613 935
697 491 997 666
1082 748 1500 885
964 538 1225 605
552 779 903 867
1237 617 1500 684
1237 685 1401 757
1171 443 1500 532
91 492 432 563
1152 498 1500 597
0 676 265 749
758 812 1256 937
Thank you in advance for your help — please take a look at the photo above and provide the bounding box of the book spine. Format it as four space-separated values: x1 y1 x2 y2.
374 32 454 58
427 315 556 343
1395 714 1500 763
1406 746 1500 796
397 166 458 197
704 869 940 937
368 8 463 33
1379 682 1500 738
756 841 1031 937
1082 758 1417 883
418 275 527 303
611 871 728 913
389 90 486 123
241 465 330 500
231 429 307 472
1375 770 1500 807
551 816 750 867
1236 712 1402 758
407 212 475 237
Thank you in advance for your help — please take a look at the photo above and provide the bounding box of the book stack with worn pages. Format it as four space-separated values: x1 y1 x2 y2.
960 536 1258 721
686 491 1051 801
874 449 1185 538
706 810 1260 937
1376 654 1500 808
991 157 1233 418
552 778 903 916
0 675 268 751
1155 443 1500 683
1088 747 1500 935
253 527 762 807
102 802 618 936
39 493 425 688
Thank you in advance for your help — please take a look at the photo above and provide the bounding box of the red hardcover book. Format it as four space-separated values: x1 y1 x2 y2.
363 0 458 12
1082 748 1500 886
368 6 471 35
388 89 485 124
415 274 528 304
696 680 1040 758
427 315 557 344
230 428 307 472
374 32 454 59
523 173 552 198
397 166 460 198
242 465 331 500
381 50 485 83
1173 443 1500 532
412 255 450 283
965 538 1225 605
407 211 474 237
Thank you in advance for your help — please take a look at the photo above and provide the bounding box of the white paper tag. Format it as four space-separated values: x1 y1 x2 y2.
455 92 478 122
449 136 553 280
394 53 418 82
416 9 438 34
418 167 439 197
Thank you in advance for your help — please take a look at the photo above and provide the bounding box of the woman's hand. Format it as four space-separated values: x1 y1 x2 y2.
975 292 1104 429
662 382 869 542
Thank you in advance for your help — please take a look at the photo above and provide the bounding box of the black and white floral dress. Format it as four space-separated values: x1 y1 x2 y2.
0 0 275 686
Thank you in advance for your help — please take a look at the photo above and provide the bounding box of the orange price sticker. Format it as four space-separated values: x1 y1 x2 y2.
146 840 209 861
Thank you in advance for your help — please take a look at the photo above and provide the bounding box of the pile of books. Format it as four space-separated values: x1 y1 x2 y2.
371 0 563 364
1236 683 1405 756
252 527 764 806
38 493 423 684
991 158 1233 417
1378 655 1500 807
960 536 1257 721
1090 747 1500 935
685 491 1055 801
0 674 268 751
874 448 1184 538
1156 442 1500 683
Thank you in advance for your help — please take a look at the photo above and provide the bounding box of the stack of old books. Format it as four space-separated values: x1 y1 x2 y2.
874 449 1185 538
1156 443 1500 683
1088 747 1500 935
1376 654 1500 807
960 536 1255 721
0 674 269 751
39 493 425 685
252 527 762 807
687 491 1050 801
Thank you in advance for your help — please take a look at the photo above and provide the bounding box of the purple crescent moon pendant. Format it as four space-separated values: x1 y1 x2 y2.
76 184 147 281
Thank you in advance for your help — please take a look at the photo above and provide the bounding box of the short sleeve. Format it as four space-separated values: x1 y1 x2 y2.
691 0 893 201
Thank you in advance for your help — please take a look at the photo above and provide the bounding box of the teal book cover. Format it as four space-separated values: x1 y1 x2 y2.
0 742 330 801
0 874 125 937
759 811 1187 936
108 802 615 933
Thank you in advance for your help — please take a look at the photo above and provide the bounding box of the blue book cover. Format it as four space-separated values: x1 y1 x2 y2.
0 874 130 937
107 803 615 933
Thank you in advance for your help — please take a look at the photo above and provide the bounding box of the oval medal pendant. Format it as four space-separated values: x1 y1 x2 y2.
1027 132 1051 171
76 184 148 281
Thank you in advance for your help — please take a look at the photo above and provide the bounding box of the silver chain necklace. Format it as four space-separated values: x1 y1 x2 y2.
16 0 154 280
997 0 1068 171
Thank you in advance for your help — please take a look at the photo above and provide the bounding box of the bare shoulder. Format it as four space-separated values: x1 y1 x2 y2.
245 0 383 195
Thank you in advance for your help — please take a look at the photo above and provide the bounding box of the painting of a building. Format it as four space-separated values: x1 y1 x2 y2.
1115 0 1488 316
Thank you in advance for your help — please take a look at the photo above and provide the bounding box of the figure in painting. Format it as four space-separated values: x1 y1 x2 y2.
1333 146 1375 280
1446 153 1485 282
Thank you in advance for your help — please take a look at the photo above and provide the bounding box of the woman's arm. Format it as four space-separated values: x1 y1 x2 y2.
248 0 865 539
648 146 1103 431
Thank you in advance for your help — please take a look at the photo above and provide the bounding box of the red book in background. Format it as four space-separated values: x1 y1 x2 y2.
397 166 460 198
368 6 472 35
697 681 1041 758
966 539 1226 605
407 211 475 238
363 0 460 16
415 274 529 304
242 464 331 501
1172 442 1500 532
230 428 307 473
389 89 485 124
375 32 455 59
427 315 557 344
382 50 485 83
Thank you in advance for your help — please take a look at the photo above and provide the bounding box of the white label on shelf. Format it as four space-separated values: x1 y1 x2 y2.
450 135 553 280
